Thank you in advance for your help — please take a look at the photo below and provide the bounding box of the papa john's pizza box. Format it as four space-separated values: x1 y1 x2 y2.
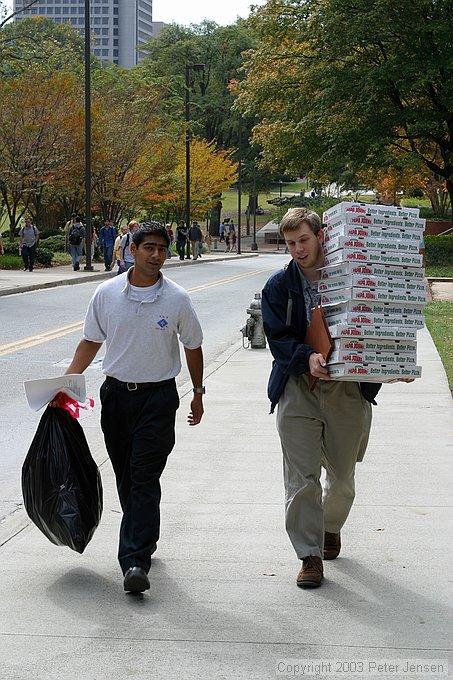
324 223 423 244
322 201 420 223
325 311 425 329
319 261 425 281
324 247 424 268
329 348 418 366
324 212 425 232
318 272 427 295
323 235 421 255
320 287 427 306
323 299 425 319
327 322 419 342
333 336 417 354
327 362 422 382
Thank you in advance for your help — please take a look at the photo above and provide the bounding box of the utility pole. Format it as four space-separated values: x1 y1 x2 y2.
83 0 93 270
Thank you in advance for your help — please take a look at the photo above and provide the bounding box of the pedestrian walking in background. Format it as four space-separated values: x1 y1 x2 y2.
189 221 202 261
175 221 188 261
228 218 235 234
198 231 204 258
261 207 381 589
0 231 4 255
68 216 85 271
113 225 128 274
219 220 226 242
224 232 230 253
19 217 40 272
165 224 174 258
230 230 237 253
64 213 78 253
58 222 204 594
118 220 139 273
98 219 117 271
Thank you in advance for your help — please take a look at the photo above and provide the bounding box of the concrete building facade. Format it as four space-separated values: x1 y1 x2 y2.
13 0 154 68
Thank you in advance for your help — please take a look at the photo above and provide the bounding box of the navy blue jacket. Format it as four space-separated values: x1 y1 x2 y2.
261 260 381 412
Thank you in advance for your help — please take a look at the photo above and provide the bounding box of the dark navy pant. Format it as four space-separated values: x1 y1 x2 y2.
176 240 186 260
100 377 179 574
22 244 36 271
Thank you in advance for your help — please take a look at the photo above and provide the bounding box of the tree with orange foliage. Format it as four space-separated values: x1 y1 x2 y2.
89 74 179 225
147 137 237 224
0 68 83 239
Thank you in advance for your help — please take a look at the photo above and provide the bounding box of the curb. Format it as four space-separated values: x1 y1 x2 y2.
426 277 453 283
0 271 113 297
0 253 260 297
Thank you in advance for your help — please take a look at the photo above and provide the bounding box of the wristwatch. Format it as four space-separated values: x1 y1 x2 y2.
193 386 205 394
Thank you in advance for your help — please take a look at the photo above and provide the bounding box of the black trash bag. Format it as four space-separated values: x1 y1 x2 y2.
22 405 103 554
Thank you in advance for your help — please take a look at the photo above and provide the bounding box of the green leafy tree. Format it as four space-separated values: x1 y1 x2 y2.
139 20 255 148
236 0 453 209
0 16 86 76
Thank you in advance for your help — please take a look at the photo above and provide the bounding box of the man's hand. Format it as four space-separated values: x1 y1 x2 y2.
309 352 331 380
187 395 203 426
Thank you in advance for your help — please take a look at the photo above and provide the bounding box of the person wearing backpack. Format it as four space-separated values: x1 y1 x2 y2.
118 220 139 273
68 216 85 271
98 219 117 271
19 216 40 272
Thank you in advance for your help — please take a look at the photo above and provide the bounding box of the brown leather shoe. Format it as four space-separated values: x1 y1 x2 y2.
296 555 323 588
324 531 341 560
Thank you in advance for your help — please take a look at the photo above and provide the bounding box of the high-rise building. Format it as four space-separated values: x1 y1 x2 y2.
13 0 154 68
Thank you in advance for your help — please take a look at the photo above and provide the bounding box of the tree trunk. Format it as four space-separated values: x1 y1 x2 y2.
209 196 222 236
247 194 258 213
446 178 453 219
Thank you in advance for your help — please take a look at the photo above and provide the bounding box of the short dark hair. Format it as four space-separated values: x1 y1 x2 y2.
133 222 170 248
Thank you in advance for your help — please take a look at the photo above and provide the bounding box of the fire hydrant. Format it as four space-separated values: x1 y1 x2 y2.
241 292 267 349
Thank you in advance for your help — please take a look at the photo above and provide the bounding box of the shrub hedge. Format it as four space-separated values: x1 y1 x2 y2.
40 235 66 252
35 247 53 266
425 235 453 265
0 254 23 269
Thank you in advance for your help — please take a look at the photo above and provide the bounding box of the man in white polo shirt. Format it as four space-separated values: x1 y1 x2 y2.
62 222 204 594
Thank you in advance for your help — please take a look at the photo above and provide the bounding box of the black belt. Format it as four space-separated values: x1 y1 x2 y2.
106 376 174 391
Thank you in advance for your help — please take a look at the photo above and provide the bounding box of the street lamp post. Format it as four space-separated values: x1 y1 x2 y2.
237 115 242 255
83 0 93 271
276 179 283 251
185 63 205 258
251 164 258 251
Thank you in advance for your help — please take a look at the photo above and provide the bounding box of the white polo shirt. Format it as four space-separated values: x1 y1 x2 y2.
83 271 203 383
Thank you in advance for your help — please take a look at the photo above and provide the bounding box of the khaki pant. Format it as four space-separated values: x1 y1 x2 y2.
276 375 372 559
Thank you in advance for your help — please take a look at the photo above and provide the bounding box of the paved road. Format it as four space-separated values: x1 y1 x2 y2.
0 254 286 524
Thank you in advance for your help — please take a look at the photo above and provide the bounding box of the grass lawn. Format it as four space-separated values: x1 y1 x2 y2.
219 189 278 229
424 301 453 393
426 265 453 278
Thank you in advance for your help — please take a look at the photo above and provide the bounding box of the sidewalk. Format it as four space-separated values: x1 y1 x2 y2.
1 262 452 679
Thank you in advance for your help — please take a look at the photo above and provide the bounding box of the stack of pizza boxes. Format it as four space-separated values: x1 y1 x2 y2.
319 201 427 381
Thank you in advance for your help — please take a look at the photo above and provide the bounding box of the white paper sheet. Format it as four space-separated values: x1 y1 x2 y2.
24 374 86 411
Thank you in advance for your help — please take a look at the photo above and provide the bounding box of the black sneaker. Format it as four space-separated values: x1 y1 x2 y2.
123 567 150 593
